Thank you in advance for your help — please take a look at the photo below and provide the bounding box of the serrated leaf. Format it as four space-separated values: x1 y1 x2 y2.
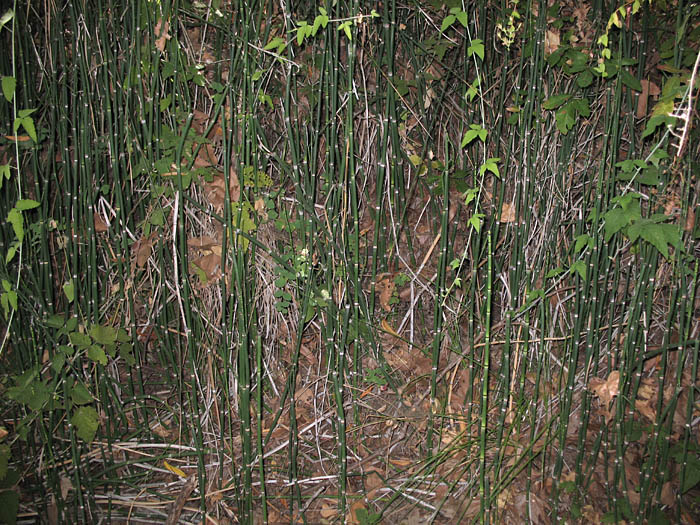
577 69 593 88
87 344 108 365
1 76 15 102
542 94 572 110
69 331 91 348
51 353 65 374
555 104 576 134
70 382 94 405
89 324 117 346
71 406 99 443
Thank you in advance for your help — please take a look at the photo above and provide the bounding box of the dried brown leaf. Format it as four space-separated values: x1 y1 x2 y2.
93 212 109 233
544 29 560 55
154 18 171 53
500 202 516 223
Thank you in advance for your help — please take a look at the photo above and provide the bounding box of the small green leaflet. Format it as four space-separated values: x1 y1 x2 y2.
542 94 572 110
468 39 484 60
338 20 353 41
479 157 501 178
1 76 15 102
461 124 487 148
468 212 485 232
570 260 587 280
63 280 75 303
71 406 99 443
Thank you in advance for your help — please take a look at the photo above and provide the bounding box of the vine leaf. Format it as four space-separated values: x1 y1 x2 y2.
627 215 680 259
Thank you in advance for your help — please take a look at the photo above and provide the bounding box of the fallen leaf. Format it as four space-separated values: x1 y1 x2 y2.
545 29 560 55
377 275 395 312
154 18 171 53
94 212 109 233
500 202 516 223
636 79 660 119
660 481 675 507
589 370 620 406
133 233 156 268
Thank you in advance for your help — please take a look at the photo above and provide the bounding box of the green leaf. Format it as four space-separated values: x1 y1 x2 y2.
604 207 632 242
16 108 36 119
87 344 108 365
69 331 91 348
19 117 37 143
71 406 99 443
545 267 564 279
0 9 14 32
341 21 352 41
4 242 17 264
264 36 285 51
1 76 15 102
642 114 674 139
89 324 117 346
555 103 577 134
0 489 18 525
464 187 478 207
63 280 75 303
455 11 468 28
681 455 700 493
575 234 592 252
620 69 642 91
15 199 39 211
542 94 572 110
468 212 484 232
468 39 484 60
461 124 487 147
570 260 587 280
628 220 680 259
70 382 94 405
7 369 49 411
479 157 501 178
4 290 16 311
51 353 65 374
119 343 136 366
0 445 9 481
577 69 594 88
46 314 66 329
6 208 23 242
441 14 456 32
